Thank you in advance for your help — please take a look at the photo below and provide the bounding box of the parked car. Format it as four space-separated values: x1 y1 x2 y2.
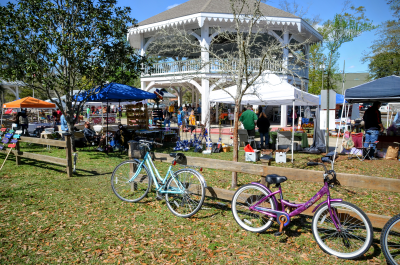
379 103 391 113
360 103 372 111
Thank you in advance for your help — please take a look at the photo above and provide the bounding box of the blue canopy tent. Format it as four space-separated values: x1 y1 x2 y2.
75 83 157 152
318 93 347 105
75 83 157 102
344 75 400 103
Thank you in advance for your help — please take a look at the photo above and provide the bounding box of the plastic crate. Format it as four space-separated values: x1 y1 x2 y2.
245 150 260 162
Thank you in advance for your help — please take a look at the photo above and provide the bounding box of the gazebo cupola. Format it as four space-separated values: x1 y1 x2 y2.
127 0 323 126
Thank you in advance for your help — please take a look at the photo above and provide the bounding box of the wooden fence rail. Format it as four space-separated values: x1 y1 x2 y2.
152 152 399 228
0 135 73 177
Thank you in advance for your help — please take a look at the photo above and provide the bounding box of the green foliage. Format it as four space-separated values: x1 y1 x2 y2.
362 1 400 79
321 5 376 90
0 0 147 133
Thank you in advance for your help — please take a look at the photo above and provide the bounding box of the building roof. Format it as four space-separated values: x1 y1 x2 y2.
138 0 299 26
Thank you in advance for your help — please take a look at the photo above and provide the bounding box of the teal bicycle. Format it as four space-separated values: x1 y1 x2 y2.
111 140 207 218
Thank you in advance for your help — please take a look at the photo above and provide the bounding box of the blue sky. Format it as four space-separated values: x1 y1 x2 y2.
118 0 394 74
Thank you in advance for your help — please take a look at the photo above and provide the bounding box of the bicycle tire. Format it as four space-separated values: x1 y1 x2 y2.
165 169 205 218
231 184 277 233
381 213 400 265
111 160 152 202
312 201 373 259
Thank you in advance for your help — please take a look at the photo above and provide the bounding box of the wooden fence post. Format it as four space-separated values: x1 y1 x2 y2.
15 140 21 166
65 134 73 177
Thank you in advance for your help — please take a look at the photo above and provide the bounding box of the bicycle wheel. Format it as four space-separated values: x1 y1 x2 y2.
312 201 373 259
111 160 152 202
381 213 400 265
231 184 277 233
165 169 205 218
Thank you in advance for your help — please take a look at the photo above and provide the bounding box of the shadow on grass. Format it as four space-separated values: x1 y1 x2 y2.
20 158 111 177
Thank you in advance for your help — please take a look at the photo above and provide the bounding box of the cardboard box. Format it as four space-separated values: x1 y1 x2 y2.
245 150 260 162
222 146 231 152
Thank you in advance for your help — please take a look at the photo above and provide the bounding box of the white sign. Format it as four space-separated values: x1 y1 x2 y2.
321 90 336 110
320 110 336 130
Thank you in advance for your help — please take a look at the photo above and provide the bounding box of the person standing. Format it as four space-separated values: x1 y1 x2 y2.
239 105 258 137
257 106 270 149
188 110 196 135
163 106 171 127
56 109 62 125
118 105 122 118
86 106 90 120
196 104 201 114
60 114 68 132
363 101 384 159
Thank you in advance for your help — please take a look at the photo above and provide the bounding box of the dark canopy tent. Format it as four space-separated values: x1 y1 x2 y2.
75 83 157 153
345 75 400 103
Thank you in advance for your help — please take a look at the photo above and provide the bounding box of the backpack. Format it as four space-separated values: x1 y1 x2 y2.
212 143 222 153
19 116 28 125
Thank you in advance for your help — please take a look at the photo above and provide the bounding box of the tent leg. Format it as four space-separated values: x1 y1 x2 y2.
292 100 294 163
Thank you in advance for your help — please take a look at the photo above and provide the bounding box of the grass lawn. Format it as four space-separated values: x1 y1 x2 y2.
0 142 398 264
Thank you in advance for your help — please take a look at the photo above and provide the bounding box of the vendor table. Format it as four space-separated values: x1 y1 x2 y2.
377 135 400 149
269 131 309 149
89 114 117 124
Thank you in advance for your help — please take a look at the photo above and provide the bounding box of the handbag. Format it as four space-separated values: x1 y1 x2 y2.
385 146 399 160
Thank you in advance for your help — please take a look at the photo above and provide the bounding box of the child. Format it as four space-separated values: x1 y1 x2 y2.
177 110 183 131
189 110 196 135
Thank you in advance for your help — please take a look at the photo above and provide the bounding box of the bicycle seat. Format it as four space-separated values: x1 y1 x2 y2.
264 174 287 184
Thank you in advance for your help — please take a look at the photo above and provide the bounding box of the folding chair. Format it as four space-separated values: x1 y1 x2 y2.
348 133 379 161
276 131 293 150
238 129 249 147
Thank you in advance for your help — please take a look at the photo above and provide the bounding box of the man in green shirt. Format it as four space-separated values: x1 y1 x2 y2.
86 106 90 120
239 105 258 137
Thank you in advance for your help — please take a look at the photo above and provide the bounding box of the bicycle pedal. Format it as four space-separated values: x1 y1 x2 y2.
274 232 282 237
156 193 164 201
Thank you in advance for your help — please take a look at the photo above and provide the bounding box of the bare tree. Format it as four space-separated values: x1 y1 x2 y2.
145 0 311 187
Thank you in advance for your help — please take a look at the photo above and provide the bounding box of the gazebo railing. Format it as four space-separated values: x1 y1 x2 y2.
143 58 308 78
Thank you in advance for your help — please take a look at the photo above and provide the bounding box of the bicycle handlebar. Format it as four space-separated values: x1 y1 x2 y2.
306 161 336 184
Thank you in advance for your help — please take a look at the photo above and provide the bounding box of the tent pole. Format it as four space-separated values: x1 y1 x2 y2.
333 99 346 169
292 100 294 163
387 103 390 128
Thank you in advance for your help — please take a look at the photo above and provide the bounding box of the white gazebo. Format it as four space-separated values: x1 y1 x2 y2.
127 0 323 126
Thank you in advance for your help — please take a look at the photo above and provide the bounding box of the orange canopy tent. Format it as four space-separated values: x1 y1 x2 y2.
3 97 56 109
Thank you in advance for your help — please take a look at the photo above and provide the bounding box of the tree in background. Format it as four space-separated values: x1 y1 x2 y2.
0 0 147 149
362 0 400 79
147 0 308 188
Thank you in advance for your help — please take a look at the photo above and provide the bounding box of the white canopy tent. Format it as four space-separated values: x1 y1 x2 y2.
209 73 319 162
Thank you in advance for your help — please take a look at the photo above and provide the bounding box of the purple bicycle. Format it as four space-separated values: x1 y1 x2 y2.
231 160 373 259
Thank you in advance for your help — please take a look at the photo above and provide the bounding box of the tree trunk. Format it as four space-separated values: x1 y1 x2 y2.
231 102 240 188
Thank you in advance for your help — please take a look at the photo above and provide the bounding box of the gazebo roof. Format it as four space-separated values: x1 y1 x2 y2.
138 0 298 26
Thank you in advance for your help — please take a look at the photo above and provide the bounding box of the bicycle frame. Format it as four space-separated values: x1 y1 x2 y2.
128 151 186 195
249 182 343 230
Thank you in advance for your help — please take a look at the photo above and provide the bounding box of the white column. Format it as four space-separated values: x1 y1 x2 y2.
200 21 210 128
177 87 182 106
282 30 289 76
140 33 146 90
280 105 287 127
305 44 310 81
